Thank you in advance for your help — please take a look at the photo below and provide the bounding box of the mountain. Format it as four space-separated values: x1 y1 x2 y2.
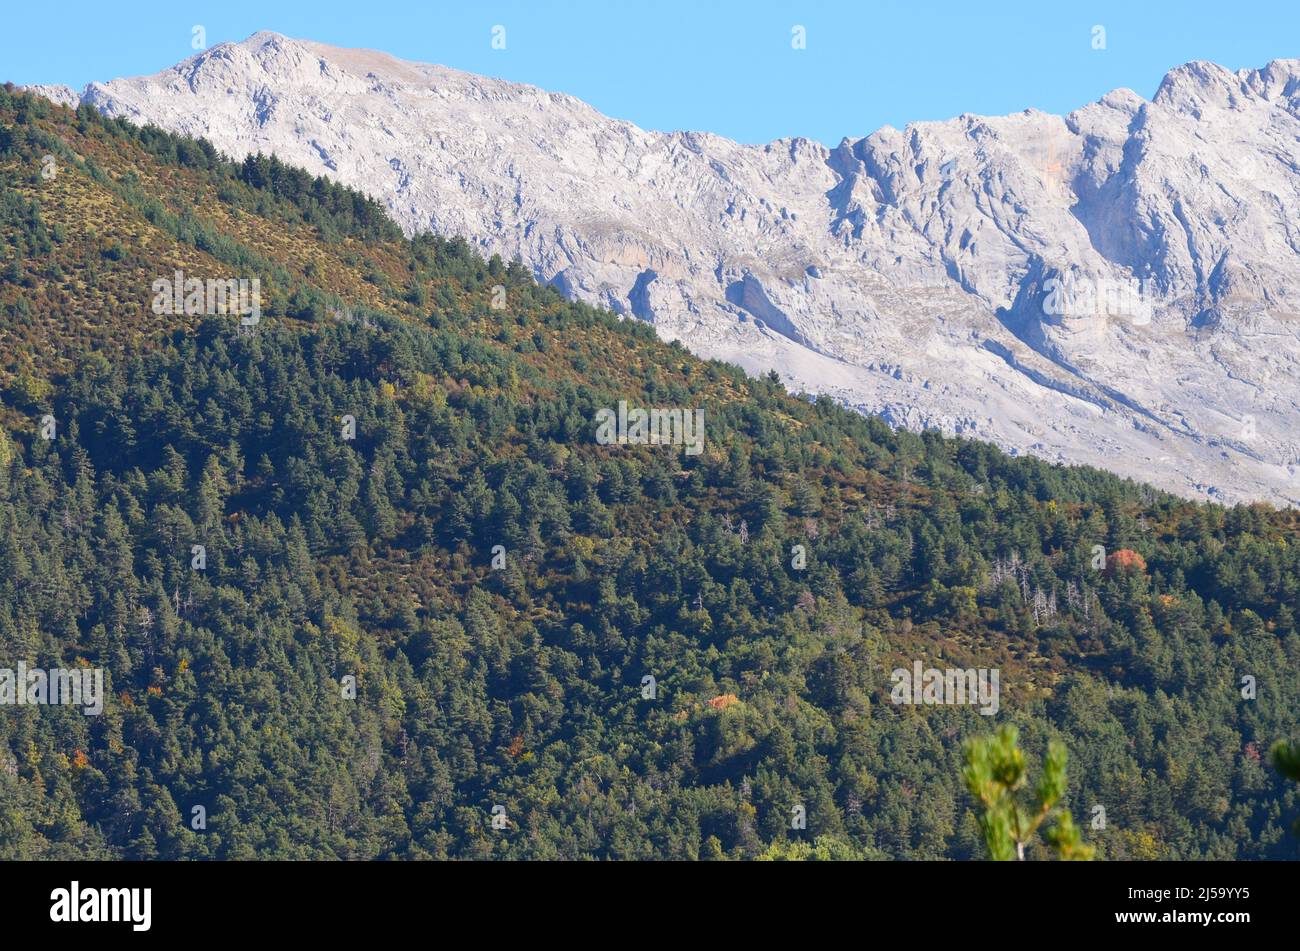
2 87 1298 859
38 32 1300 506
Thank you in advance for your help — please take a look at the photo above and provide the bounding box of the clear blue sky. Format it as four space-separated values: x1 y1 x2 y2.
3 0 1297 144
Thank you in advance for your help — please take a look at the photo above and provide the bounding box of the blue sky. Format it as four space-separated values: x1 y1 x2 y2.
3 0 1297 144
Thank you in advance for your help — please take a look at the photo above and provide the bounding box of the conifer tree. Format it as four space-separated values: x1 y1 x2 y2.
962 725 1094 861
1272 741 1300 836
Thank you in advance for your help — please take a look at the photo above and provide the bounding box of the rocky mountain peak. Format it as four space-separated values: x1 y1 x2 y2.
31 34 1300 504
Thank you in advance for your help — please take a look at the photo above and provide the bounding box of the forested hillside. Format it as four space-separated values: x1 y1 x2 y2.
1 86 1297 859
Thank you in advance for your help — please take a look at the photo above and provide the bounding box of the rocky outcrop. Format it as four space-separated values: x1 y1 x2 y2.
39 33 1300 503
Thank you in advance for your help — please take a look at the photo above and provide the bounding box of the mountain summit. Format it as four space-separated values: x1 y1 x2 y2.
44 33 1300 503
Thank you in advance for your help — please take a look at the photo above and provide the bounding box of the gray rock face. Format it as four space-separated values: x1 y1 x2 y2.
40 33 1300 503
26 84 81 109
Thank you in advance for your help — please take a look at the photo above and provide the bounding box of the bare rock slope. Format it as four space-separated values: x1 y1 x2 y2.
49 33 1300 503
